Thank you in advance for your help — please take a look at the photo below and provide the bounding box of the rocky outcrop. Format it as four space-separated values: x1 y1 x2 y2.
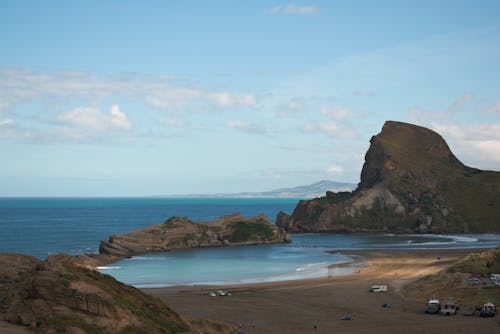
278 121 500 233
100 213 291 257
0 253 189 333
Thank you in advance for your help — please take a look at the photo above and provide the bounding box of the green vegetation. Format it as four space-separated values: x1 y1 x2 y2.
405 248 500 307
228 221 275 242
448 247 500 276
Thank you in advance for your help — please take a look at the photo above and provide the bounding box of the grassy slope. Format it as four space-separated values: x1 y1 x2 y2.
405 248 500 307
448 247 500 275
378 122 500 232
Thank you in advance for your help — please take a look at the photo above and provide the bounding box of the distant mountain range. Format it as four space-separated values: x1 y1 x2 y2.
162 180 356 199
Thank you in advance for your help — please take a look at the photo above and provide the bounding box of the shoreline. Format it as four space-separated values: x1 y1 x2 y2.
144 248 499 333
93 246 486 288
76 231 500 275
92 246 490 288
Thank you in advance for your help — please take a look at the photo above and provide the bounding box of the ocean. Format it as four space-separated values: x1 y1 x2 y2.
1 197 500 287
0 197 299 258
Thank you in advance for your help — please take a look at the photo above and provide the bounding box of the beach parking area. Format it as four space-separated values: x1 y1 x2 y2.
146 249 500 334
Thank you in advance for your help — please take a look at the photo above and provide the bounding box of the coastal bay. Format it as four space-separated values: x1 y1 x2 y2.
146 248 500 334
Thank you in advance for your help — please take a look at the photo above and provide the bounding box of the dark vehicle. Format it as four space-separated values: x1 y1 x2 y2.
480 302 496 317
426 298 440 314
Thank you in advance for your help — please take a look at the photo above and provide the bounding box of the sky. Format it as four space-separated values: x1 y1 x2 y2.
1 0 500 196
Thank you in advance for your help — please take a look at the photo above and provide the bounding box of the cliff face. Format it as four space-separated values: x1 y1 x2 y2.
0 253 189 333
278 121 500 233
100 213 291 257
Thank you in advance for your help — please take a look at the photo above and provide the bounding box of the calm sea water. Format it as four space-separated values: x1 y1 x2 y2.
103 233 500 287
0 197 299 258
1 197 500 287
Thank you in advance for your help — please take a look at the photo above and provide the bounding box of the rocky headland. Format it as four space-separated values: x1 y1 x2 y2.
99 213 290 258
277 121 500 233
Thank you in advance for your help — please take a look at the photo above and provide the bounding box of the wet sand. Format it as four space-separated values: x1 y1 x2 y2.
145 249 500 333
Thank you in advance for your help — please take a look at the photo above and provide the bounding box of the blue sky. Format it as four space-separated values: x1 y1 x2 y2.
1 1 500 196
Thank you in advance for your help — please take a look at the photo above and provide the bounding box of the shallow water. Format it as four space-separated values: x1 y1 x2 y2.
101 233 500 287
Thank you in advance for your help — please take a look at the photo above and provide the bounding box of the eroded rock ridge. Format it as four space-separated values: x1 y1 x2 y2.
100 213 290 257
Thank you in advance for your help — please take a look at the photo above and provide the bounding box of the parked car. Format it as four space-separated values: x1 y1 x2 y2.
480 302 496 317
426 298 441 314
440 297 459 316
369 285 387 292
468 277 480 285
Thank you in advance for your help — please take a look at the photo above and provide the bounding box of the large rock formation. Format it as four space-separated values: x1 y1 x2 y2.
0 253 190 333
278 121 500 233
100 213 290 257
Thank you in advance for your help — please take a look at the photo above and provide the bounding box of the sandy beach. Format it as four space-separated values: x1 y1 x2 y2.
146 249 500 333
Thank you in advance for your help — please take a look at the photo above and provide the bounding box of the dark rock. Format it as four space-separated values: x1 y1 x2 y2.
278 121 500 233
100 213 290 258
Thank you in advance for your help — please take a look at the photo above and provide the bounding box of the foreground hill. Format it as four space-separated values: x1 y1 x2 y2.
0 254 185 333
0 253 235 333
277 121 500 233
100 213 290 257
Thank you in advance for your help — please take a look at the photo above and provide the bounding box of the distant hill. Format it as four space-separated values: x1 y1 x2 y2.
278 121 500 233
219 180 356 198
162 180 356 198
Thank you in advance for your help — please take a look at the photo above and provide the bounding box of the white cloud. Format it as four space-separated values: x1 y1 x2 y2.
109 105 133 130
321 105 353 120
0 120 36 141
0 118 14 126
267 4 320 15
487 101 500 113
452 92 474 108
161 118 187 128
0 99 9 113
303 121 357 139
431 123 500 141
325 165 344 173
275 98 306 118
226 120 266 134
57 104 133 133
210 92 256 108
409 93 477 124
0 67 257 114
304 121 338 133
144 89 257 111
430 122 500 170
